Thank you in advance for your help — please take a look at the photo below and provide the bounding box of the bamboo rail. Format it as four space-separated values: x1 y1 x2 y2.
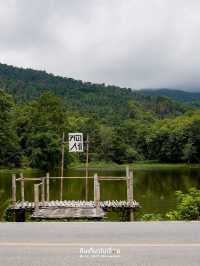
10 167 136 220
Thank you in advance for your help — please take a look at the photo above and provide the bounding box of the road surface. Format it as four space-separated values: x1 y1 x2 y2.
0 222 200 266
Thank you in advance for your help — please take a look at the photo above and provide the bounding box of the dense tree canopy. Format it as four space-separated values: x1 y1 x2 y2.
0 63 199 169
0 90 20 166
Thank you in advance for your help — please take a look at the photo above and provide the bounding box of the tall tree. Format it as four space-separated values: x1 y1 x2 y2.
16 93 67 169
0 90 20 166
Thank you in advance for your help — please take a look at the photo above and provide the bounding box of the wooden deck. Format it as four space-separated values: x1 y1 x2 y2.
8 200 140 210
31 207 105 219
8 167 139 221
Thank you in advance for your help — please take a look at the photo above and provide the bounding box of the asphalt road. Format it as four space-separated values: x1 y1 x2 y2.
0 222 200 266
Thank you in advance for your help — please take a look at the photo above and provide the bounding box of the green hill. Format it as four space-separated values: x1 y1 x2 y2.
0 63 199 168
138 88 200 107
0 63 189 121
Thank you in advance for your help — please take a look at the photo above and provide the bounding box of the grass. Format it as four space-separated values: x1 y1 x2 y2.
0 167 40 174
68 161 200 170
0 162 199 173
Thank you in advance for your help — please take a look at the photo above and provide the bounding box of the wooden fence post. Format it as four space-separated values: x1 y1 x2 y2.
34 184 39 212
94 173 97 204
94 173 100 207
129 170 134 221
46 173 50 201
12 174 16 207
60 132 65 201
129 170 133 201
126 167 130 201
41 176 45 204
96 176 100 207
126 166 129 179
20 173 25 203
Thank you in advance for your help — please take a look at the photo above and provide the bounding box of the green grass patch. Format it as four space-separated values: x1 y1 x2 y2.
68 161 200 170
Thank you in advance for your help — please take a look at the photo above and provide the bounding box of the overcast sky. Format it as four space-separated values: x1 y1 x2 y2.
0 0 200 91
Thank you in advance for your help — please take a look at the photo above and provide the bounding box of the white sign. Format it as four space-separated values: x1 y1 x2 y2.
68 133 84 152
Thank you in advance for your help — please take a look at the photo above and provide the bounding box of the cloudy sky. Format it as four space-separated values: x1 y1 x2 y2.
0 0 200 91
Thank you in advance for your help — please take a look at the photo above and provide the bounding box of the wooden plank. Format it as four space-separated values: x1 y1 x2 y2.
32 207 105 219
126 166 129 179
23 178 42 181
94 173 97 205
96 176 100 207
127 171 130 201
34 184 39 212
41 176 45 204
12 174 16 207
46 173 50 201
8 200 140 211
20 173 25 202
99 178 126 180
99 176 126 179
85 134 89 201
129 170 133 201
49 176 93 179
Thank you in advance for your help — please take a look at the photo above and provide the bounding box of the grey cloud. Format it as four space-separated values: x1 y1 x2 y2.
0 0 200 91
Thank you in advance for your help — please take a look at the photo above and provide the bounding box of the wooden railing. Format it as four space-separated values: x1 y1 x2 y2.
11 166 134 210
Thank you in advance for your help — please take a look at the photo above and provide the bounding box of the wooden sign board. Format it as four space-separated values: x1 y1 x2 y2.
68 133 84 152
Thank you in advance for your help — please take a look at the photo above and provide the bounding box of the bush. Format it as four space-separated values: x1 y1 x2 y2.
166 188 200 220
141 213 163 221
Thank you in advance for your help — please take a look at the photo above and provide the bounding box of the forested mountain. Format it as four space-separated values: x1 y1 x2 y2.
0 63 199 169
138 89 200 107
0 63 189 122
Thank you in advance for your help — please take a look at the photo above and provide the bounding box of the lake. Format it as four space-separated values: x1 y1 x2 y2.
0 165 200 221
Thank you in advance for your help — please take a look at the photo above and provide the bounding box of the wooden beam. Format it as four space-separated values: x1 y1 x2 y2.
50 176 93 179
20 173 25 202
34 184 39 212
41 176 45 204
60 132 65 201
128 170 134 221
85 134 89 201
8 200 140 210
46 173 50 201
98 176 126 180
94 173 100 207
126 173 130 202
126 165 129 179
94 173 97 205
23 178 42 181
12 174 16 207
96 176 100 207
129 170 133 201
126 168 134 202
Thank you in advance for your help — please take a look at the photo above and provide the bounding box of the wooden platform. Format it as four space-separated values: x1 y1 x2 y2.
8 200 140 210
31 207 105 219
8 168 139 221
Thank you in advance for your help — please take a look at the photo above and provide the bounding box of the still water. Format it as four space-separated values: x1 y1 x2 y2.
0 166 200 221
